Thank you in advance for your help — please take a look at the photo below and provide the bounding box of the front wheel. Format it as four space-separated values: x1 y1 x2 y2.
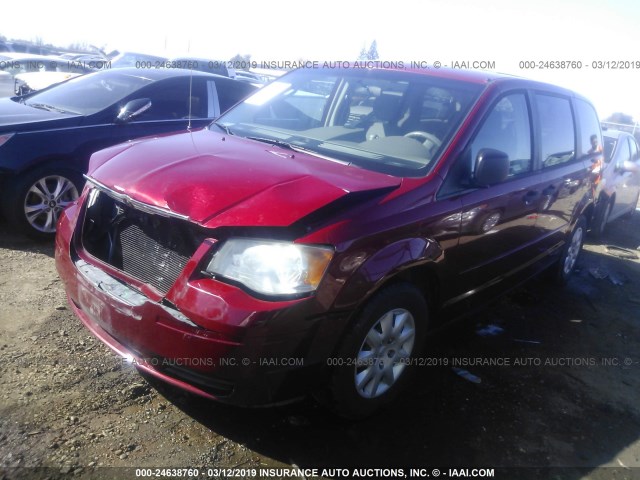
555 215 586 284
328 283 428 419
3 168 83 239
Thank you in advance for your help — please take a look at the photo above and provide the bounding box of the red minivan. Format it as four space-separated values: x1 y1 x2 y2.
56 66 600 417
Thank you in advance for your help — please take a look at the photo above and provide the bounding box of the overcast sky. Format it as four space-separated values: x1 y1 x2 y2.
3 0 640 120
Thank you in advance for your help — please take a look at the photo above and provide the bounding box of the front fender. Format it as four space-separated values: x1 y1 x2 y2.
331 237 442 311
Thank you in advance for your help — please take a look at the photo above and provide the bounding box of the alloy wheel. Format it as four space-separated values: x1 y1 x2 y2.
24 175 79 233
563 224 583 275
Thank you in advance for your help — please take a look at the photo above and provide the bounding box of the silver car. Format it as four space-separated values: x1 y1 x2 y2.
593 130 640 236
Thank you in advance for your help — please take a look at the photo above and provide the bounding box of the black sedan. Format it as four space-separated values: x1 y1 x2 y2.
0 68 256 237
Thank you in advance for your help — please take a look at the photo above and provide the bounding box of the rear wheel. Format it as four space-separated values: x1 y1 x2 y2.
3 168 83 239
592 197 612 239
328 283 428 419
555 215 586 284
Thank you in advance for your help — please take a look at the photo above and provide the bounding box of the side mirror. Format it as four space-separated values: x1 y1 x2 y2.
116 98 151 123
474 148 510 186
618 160 640 174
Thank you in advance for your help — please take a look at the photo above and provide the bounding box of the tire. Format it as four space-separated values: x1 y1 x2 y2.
555 215 586 285
328 283 428 419
3 168 83 239
592 198 612 239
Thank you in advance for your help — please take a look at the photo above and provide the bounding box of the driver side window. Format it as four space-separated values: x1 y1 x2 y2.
470 94 532 177
440 93 532 197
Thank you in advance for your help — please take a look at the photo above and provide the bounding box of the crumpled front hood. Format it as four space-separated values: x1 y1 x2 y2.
88 128 401 228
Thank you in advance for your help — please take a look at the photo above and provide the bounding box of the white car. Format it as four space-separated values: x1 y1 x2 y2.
0 70 11 97
0 54 93 97
14 71 83 96
592 130 640 236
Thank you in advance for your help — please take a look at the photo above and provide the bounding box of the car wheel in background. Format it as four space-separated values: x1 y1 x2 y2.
3 168 83 239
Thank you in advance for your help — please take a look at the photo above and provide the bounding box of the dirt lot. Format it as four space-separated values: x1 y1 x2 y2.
1 209 639 480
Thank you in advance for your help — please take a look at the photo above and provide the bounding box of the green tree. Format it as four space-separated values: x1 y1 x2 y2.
605 112 634 125
357 41 379 61
229 53 251 71
367 40 379 60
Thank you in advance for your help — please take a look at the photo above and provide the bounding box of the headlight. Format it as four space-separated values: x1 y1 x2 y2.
206 239 334 296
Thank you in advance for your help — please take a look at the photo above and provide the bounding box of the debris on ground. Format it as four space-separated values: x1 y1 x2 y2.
605 246 639 260
452 367 482 384
608 271 628 286
589 267 608 280
476 324 505 337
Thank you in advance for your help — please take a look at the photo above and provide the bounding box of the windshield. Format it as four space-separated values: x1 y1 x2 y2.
20 70 153 115
214 68 483 176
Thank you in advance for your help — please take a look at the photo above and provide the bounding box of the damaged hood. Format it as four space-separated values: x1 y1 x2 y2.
88 128 401 228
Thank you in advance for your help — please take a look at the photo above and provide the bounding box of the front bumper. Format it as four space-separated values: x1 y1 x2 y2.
54 200 347 406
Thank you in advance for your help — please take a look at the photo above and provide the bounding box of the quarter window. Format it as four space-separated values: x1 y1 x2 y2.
574 98 602 161
535 94 575 167
215 79 255 114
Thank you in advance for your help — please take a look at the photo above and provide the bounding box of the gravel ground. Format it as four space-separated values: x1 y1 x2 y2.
1 210 639 480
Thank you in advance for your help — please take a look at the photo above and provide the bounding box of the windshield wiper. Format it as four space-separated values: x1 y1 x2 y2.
212 122 234 135
246 135 352 165
246 136 299 151
26 103 76 114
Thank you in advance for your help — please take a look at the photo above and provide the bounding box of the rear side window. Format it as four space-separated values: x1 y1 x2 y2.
574 98 602 160
134 78 207 121
535 94 575 167
470 93 532 177
215 79 256 113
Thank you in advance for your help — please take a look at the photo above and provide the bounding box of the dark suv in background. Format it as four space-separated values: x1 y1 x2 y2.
56 66 601 417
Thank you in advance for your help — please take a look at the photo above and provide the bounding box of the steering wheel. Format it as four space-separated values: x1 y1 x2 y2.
404 131 442 152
